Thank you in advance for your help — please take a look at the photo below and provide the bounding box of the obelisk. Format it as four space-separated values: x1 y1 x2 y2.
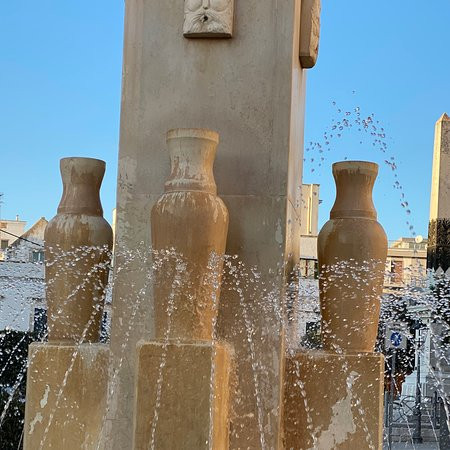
426 113 450 425
106 1 320 448
427 113 450 271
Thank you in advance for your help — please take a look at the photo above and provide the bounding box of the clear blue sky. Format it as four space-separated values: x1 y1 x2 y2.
1 1 449 240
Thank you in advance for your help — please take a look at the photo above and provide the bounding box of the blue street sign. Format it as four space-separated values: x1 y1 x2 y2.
385 327 407 350
390 332 403 347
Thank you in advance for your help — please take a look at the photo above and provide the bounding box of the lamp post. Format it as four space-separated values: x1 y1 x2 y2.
412 322 424 444
388 349 397 449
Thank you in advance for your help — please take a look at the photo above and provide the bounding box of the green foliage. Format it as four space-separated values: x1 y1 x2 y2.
377 294 416 391
0 329 34 449
300 321 322 350
431 277 450 344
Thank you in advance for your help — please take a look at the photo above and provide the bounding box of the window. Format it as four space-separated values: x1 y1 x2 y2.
306 321 321 334
100 311 111 343
299 258 319 279
1 239 9 250
31 250 45 263
390 259 404 284
0 222 6 229
33 307 47 340
302 321 322 349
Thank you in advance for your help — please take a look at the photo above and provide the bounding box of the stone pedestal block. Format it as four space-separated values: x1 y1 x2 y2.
23 343 109 450
283 351 384 450
133 341 231 450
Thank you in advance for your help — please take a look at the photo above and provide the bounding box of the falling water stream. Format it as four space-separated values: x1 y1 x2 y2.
1 102 449 449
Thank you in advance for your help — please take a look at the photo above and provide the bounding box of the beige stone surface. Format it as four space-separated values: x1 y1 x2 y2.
108 0 307 448
23 343 109 450
132 341 231 450
299 0 321 68
283 351 384 450
318 162 388 352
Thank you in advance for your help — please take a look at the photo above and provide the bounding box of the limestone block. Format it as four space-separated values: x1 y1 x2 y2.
133 341 231 450
23 343 109 450
283 351 384 450
299 0 321 68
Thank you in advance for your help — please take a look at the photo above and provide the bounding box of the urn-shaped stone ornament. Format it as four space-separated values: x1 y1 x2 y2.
151 128 229 341
45 158 113 343
318 161 387 352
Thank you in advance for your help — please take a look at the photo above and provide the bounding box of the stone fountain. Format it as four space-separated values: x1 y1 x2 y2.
22 1 389 449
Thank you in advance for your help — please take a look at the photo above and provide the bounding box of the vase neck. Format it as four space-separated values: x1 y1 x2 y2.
330 161 378 220
57 158 105 216
164 128 219 195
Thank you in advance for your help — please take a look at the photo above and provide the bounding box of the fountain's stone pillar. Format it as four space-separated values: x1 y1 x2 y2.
108 1 314 448
427 113 450 272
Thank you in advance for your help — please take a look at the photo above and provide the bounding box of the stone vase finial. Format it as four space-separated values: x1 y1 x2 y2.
45 157 113 343
151 128 229 341
317 161 388 353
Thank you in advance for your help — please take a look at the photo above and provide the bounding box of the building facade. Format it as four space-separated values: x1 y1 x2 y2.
288 184 320 347
384 237 428 293
0 217 26 260
0 218 47 334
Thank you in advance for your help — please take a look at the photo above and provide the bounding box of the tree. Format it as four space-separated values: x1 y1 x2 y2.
0 329 35 449
377 293 416 395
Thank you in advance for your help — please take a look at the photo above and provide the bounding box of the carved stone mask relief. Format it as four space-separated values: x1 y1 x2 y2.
183 0 234 38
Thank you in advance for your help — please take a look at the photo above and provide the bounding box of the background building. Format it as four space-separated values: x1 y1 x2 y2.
0 218 47 334
298 184 320 279
0 217 27 260
288 184 321 347
384 237 428 292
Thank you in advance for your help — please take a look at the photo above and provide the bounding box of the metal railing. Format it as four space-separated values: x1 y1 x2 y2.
385 393 444 446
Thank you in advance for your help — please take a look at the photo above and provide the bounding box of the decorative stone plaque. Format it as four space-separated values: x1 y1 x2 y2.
183 0 234 38
299 0 321 68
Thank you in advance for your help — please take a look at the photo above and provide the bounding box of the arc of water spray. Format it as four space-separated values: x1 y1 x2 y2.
96 245 156 450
